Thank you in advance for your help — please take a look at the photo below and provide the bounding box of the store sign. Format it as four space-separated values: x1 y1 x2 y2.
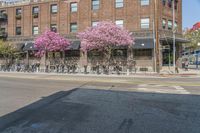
0 0 31 6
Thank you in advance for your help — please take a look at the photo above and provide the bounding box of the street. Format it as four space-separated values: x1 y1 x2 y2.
0 73 200 133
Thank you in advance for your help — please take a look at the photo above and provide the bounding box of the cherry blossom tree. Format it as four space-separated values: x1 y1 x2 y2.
34 29 71 71
78 21 133 52
77 21 134 73
34 29 71 57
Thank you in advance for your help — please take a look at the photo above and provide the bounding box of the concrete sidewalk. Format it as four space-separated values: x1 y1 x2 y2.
0 71 199 79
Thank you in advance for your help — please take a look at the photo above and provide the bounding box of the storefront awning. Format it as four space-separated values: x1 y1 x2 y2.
23 42 37 51
160 37 190 43
68 41 80 50
13 43 25 51
133 38 154 49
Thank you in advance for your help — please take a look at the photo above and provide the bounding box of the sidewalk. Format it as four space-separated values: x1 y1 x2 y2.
160 68 200 77
0 69 199 79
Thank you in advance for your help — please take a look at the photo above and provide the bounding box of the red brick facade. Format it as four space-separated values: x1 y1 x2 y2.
0 0 184 72
0 0 182 41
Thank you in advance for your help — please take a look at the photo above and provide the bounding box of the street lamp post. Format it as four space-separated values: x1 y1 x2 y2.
154 0 160 73
172 0 176 73
196 43 200 69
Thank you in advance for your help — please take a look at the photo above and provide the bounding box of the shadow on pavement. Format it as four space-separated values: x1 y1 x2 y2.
0 87 200 133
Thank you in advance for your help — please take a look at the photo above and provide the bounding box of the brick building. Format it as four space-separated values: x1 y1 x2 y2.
0 0 187 73
191 22 200 31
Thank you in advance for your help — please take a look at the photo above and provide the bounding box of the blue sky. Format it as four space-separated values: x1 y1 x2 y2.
183 0 200 29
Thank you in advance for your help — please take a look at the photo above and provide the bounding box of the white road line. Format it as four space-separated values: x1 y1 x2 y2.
138 84 148 87
173 86 191 94
173 86 185 90
137 84 191 94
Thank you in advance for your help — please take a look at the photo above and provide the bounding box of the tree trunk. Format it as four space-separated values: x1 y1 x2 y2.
103 47 112 74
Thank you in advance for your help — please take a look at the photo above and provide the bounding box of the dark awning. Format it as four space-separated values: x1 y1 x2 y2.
13 43 25 51
68 41 80 50
23 42 37 51
133 38 154 49
160 37 190 43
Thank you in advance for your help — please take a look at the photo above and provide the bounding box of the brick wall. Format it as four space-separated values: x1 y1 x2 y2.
0 0 182 40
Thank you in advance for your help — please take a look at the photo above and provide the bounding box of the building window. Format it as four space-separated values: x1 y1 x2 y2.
115 20 124 28
141 0 149 6
92 21 99 27
115 0 123 8
0 28 5 33
168 0 172 8
92 0 100 10
141 18 150 29
16 8 22 15
0 10 7 20
71 3 77 12
33 26 39 35
113 49 127 57
51 24 57 32
162 0 166 6
51 4 57 14
32 6 39 18
175 0 178 10
168 20 172 30
133 49 152 60
16 27 21 35
162 19 166 29
16 8 22 19
70 23 77 32
0 10 6 15
65 50 80 57
32 6 39 14
174 21 178 29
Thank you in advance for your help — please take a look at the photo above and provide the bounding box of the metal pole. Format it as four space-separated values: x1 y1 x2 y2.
154 0 160 73
173 0 176 73
169 48 171 67
153 19 156 72
196 54 198 69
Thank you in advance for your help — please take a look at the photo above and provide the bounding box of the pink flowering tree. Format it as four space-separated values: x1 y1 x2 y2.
34 29 71 70
78 21 134 73
35 29 71 57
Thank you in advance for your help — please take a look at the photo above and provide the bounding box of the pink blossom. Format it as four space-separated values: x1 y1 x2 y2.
34 29 71 57
77 21 134 52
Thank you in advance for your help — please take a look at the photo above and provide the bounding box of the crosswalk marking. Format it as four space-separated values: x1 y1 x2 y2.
173 86 185 90
136 84 191 94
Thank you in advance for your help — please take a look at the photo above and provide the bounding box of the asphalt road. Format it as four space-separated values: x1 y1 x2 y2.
0 74 200 133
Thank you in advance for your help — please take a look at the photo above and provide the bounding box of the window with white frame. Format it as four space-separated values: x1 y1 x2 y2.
141 0 149 6
16 8 22 15
141 18 150 29
16 27 21 35
71 3 77 12
174 21 178 29
70 23 77 32
115 20 124 28
32 6 39 14
115 0 123 8
33 26 39 35
51 4 57 14
50 24 57 32
168 20 172 30
162 19 166 29
92 0 100 10
92 21 99 27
